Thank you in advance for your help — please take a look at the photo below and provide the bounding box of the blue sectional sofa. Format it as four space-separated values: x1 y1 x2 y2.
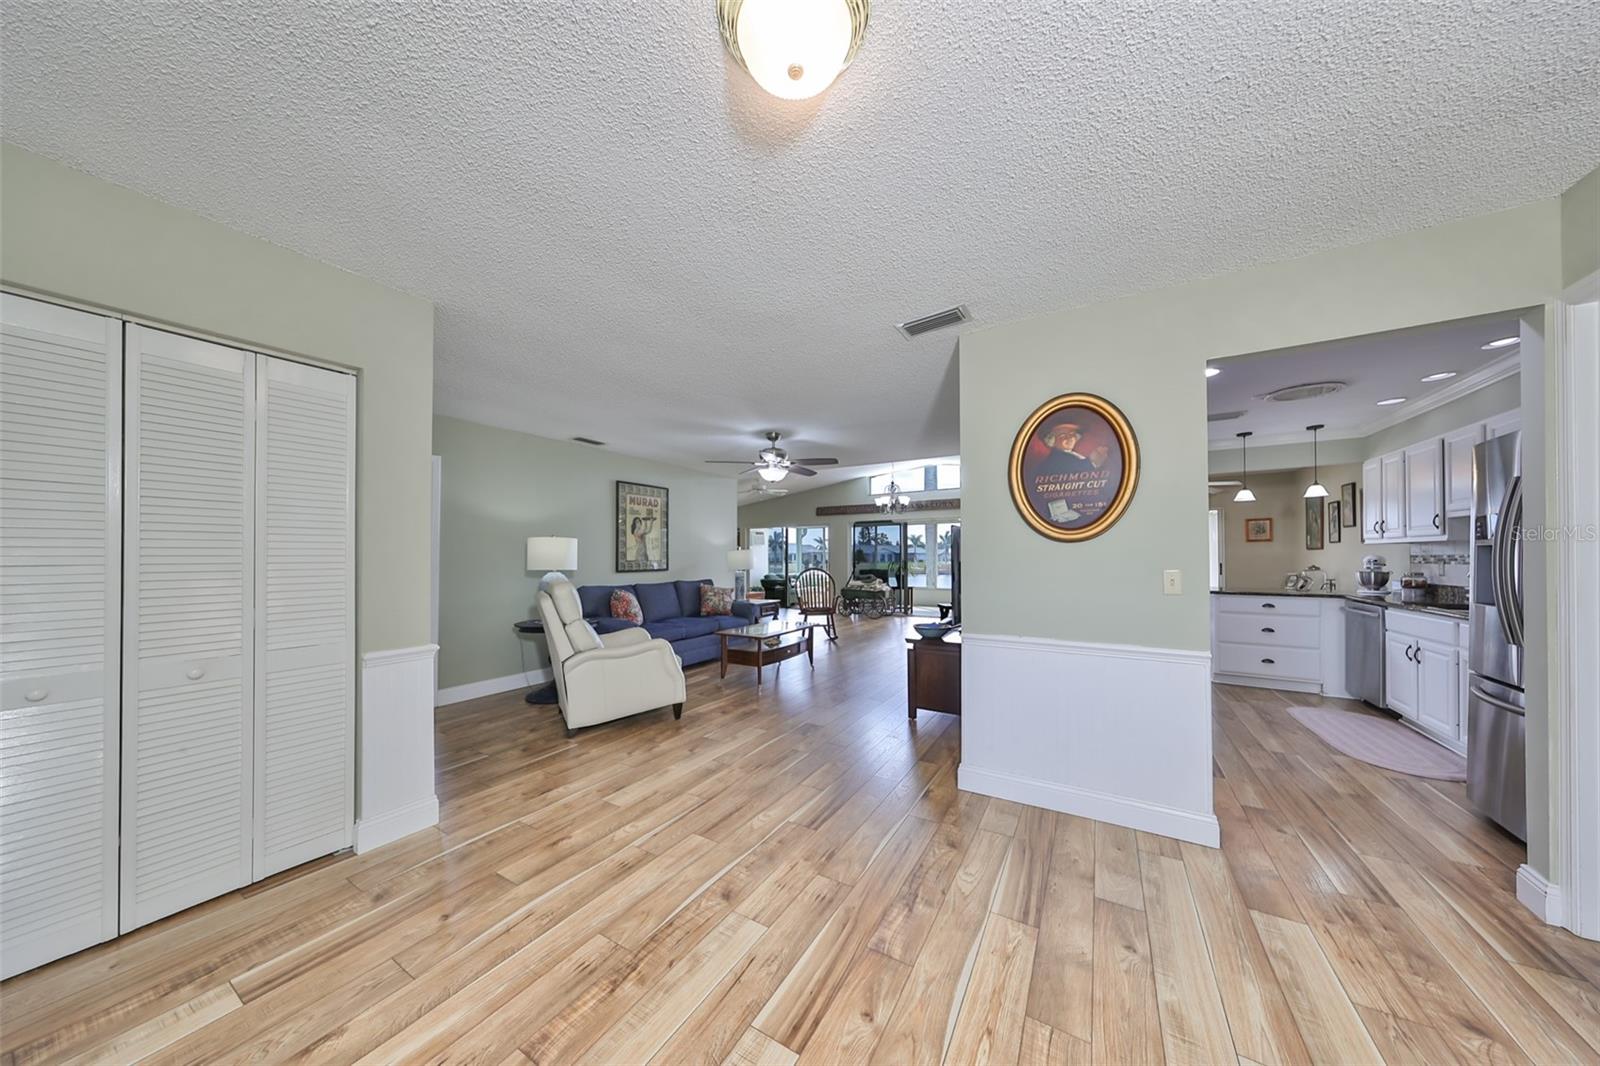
575 579 760 667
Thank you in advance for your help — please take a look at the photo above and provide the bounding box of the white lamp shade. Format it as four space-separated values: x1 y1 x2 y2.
526 536 578 572
1233 487 1257 503
728 547 763 573
1303 482 1329 499
757 465 788 482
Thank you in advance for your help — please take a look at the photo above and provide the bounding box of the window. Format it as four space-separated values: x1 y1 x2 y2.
852 522 903 580
906 528 928 587
935 522 959 588
788 526 828 575
869 461 959 497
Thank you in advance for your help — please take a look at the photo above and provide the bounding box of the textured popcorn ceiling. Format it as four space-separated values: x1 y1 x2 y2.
3 1 1597 475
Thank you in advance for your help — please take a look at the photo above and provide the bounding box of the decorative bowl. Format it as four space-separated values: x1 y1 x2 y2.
914 622 955 641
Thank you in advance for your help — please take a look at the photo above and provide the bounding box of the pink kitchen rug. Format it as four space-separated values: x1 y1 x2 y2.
1287 705 1467 781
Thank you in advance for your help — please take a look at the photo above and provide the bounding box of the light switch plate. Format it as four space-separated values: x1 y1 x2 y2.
1163 569 1182 595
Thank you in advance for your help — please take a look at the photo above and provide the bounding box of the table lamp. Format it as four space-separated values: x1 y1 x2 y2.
728 547 762 599
527 536 578 589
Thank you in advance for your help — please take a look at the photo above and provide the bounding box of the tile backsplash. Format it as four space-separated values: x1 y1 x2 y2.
1409 541 1471 586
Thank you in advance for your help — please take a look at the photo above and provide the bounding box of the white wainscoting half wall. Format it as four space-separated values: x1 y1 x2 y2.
357 645 441 852
958 633 1219 847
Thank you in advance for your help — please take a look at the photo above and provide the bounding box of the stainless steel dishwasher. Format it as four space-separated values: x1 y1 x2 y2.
1344 600 1386 708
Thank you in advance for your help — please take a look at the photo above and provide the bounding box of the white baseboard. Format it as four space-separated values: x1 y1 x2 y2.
1517 863 1565 925
359 644 440 853
436 668 552 707
355 795 441 854
1212 672 1321 695
959 763 1220 847
960 632 1217 849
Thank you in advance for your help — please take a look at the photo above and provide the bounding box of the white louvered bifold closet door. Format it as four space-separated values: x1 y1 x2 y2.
254 355 354 877
0 294 121 979
122 325 254 931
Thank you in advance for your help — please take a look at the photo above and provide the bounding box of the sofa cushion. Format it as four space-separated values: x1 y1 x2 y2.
711 613 750 631
675 579 710 617
610 589 643 625
634 581 683 622
589 616 637 635
641 618 695 642
659 616 724 640
578 584 625 619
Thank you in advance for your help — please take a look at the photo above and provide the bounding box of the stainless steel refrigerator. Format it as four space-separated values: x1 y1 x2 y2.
1468 431 1526 841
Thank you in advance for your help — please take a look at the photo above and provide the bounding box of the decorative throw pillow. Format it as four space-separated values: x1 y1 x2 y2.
700 585 735 616
610 588 643 624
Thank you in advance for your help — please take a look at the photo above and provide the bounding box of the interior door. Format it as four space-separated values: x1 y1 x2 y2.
254 356 356 877
122 325 254 931
0 294 122 978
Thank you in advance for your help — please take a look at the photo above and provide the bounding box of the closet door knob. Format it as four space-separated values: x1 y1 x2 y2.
24 689 48 703
186 668 206 681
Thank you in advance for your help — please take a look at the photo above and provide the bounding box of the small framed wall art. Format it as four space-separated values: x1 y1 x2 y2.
1340 481 1357 526
1007 393 1140 542
1328 501 1343 543
1305 497 1325 550
616 481 669 571
1245 517 1273 542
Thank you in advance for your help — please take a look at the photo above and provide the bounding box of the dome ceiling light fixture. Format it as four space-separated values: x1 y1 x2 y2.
718 0 870 100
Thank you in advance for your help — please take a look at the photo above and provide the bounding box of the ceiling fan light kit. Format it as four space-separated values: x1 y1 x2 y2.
718 0 869 100
706 431 839 485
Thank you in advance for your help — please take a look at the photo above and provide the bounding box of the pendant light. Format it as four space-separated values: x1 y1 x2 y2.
1233 432 1257 503
1303 423 1329 499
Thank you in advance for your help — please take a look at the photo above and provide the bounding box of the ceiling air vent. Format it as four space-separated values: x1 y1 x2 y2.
897 305 971 339
571 436 606 446
1259 381 1346 403
1207 410 1246 423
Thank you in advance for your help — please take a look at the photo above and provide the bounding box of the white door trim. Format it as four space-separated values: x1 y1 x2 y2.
1550 271 1600 939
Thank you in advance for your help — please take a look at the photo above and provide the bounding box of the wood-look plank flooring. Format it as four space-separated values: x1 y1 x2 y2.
4 614 1598 1064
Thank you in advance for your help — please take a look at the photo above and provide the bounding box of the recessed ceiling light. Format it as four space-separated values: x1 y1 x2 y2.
1481 336 1519 350
1376 397 1408 406
1204 367 1221 378
1420 371 1457 382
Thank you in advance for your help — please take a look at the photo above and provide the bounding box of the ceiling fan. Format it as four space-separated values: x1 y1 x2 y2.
706 432 838 484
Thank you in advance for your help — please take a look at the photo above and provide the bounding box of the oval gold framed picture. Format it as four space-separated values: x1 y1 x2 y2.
1008 393 1140 542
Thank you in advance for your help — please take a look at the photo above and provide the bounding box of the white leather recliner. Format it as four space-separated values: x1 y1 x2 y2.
537 577 686 736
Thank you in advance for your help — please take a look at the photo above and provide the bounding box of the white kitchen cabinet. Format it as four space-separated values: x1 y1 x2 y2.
1485 410 1521 440
1443 424 1483 518
1415 638 1460 739
1362 458 1383 543
1403 439 1446 540
1210 595 1349 697
1385 633 1419 718
1385 610 1464 752
1380 451 1407 541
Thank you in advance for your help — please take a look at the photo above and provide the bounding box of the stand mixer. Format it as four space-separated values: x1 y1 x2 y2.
1356 554 1391 594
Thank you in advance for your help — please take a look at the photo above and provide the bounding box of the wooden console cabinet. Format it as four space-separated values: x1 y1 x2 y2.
907 630 961 718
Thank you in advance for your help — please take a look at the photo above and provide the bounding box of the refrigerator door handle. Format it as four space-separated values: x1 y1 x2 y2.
1470 682 1526 716
1490 476 1517 649
1506 476 1524 647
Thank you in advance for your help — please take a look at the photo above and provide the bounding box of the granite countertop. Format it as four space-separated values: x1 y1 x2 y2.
1211 587 1347 599
1213 587 1469 620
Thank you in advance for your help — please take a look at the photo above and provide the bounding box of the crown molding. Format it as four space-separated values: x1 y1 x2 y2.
1208 352 1520 451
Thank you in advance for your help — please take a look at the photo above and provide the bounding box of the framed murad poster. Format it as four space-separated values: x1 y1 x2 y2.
1008 393 1140 542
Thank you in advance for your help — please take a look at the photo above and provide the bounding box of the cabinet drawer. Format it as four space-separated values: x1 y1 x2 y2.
1385 609 1459 645
1215 613 1320 648
1213 595 1322 618
1215 641 1321 682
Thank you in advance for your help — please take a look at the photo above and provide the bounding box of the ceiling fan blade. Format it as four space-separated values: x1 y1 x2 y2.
705 460 755 464
789 465 818 476
793 457 838 465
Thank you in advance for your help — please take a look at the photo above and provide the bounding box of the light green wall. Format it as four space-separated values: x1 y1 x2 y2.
960 198 1561 657
434 416 738 689
0 143 434 654
736 476 960 607
1562 165 1599 288
1215 462 1369 591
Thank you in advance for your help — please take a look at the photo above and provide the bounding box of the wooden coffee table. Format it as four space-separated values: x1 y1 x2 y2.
719 619 814 686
